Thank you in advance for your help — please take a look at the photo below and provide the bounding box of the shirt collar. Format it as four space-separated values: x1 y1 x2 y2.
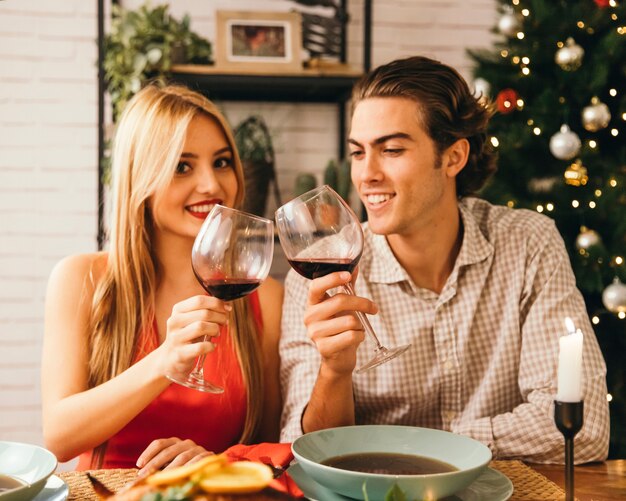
365 198 493 285
456 198 494 268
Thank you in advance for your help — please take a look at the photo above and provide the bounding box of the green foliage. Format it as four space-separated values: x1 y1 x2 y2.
295 173 318 196
234 116 274 164
139 481 194 500
385 484 408 501
104 2 212 119
469 0 626 458
362 482 408 501
324 159 339 192
323 159 352 201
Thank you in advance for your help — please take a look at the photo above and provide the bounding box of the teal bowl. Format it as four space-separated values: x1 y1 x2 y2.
0 441 57 501
292 425 492 500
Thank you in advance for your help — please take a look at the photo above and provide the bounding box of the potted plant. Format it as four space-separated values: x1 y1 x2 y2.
234 116 281 216
103 2 212 119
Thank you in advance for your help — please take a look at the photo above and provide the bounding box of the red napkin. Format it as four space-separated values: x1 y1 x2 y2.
224 442 304 498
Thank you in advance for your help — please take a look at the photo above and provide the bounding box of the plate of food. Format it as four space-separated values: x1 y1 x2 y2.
89 453 298 500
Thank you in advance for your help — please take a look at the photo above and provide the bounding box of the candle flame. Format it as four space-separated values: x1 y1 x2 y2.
564 317 576 334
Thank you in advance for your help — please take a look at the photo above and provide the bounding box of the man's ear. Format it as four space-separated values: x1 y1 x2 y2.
443 138 470 178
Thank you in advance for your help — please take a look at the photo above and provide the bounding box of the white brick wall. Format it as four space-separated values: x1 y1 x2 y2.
0 0 495 467
0 0 99 459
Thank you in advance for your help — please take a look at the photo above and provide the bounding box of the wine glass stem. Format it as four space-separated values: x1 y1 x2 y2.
189 336 209 379
341 283 386 353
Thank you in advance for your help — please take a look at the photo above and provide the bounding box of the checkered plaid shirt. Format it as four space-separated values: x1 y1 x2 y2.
279 197 609 463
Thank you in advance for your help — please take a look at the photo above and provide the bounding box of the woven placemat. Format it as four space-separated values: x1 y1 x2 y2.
58 468 138 500
58 461 568 500
490 460 569 501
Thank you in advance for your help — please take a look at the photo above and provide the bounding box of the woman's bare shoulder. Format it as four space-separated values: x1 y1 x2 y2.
48 251 109 291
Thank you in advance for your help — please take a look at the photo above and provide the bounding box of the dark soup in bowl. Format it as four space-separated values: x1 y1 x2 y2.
321 452 458 475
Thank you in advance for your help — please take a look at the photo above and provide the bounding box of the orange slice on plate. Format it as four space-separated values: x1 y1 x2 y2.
198 461 273 494
146 454 226 486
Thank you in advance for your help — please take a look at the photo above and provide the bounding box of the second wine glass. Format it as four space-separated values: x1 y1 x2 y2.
275 185 410 373
167 204 274 393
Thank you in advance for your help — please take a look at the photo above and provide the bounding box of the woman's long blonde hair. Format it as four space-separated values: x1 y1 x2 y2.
88 85 263 463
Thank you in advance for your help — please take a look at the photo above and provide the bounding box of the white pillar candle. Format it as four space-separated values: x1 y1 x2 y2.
556 322 584 402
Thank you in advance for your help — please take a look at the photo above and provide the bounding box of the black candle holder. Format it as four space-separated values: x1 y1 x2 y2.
554 400 584 501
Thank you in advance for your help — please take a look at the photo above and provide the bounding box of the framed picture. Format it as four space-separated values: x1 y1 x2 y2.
215 11 302 73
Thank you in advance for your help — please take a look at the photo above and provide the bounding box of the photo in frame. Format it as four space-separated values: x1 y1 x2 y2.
215 10 303 72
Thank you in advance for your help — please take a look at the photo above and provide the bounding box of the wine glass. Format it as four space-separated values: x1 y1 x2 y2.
167 204 274 393
275 185 410 373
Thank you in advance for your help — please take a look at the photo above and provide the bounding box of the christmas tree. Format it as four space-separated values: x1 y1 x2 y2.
469 0 626 458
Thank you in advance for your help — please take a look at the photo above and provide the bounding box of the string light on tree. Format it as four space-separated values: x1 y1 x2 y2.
582 97 612 131
555 38 585 71
550 124 581 160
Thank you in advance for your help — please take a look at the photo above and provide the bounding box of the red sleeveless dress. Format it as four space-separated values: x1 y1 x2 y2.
77 292 263 469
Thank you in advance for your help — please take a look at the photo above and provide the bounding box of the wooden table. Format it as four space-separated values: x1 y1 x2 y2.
531 460 626 501
58 460 626 500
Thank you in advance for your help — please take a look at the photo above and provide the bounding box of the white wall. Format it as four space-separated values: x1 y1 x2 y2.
0 0 496 466
0 0 99 451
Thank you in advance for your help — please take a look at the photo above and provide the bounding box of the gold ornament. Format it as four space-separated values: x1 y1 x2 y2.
582 97 611 132
555 38 584 71
564 159 589 186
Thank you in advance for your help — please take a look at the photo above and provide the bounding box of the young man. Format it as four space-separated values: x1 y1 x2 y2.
279 56 609 463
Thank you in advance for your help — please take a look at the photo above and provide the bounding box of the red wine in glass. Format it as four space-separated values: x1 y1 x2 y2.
198 277 261 301
276 185 410 373
287 257 360 280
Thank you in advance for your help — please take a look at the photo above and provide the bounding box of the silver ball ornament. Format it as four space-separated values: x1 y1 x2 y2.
549 124 581 160
555 38 584 71
575 228 601 250
582 97 611 132
602 278 626 313
498 11 521 37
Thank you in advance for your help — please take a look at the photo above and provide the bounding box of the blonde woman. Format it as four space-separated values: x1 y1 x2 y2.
41 85 283 473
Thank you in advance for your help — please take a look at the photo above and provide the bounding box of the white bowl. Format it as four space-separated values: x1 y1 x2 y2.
292 425 492 500
0 441 57 501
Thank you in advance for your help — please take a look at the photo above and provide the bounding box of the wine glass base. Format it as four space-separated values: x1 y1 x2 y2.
166 373 224 394
356 344 411 373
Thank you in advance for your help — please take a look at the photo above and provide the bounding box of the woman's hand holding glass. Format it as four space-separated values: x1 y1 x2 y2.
167 204 274 393
156 295 230 384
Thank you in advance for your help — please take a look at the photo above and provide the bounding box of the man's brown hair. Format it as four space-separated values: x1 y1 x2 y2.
352 56 497 197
